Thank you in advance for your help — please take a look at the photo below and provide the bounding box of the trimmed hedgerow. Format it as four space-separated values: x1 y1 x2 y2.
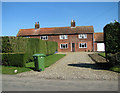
2 36 13 53
46 41 58 55
2 36 58 63
104 21 120 65
1 53 26 67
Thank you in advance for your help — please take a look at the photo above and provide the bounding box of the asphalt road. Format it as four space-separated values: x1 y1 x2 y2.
2 74 118 91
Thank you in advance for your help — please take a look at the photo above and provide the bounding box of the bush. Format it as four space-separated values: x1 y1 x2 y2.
107 52 120 66
104 21 120 54
104 21 120 65
1 53 26 67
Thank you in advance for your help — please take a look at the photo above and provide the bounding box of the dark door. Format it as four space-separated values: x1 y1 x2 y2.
72 43 75 52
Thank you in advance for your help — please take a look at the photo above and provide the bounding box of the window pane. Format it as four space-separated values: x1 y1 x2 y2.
82 44 84 47
85 43 86 47
80 43 81 47
61 44 63 48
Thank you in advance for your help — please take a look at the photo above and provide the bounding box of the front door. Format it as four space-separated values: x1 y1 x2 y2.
72 43 75 52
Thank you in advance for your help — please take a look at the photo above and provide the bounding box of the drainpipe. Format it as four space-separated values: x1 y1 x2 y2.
93 33 94 52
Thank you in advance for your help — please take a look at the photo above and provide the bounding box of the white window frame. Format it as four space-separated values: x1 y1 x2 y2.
40 36 48 40
25 36 30 38
78 34 87 39
60 43 68 49
59 35 68 39
79 43 87 48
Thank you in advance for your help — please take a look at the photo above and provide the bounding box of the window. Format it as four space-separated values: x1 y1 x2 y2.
60 35 68 39
24 36 30 38
40 36 48 40
60 44 68 49
78 34 87 39
79 43 87 48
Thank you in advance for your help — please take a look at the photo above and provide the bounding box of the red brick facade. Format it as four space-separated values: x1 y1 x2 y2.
28 33 93 52
17 20 101 52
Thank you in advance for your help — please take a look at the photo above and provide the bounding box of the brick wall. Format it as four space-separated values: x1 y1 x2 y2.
30 33 93 52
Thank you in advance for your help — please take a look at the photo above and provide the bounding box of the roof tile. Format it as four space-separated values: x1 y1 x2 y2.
17 26 94 36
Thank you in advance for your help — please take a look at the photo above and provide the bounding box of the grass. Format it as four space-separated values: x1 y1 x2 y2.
26 54 66 68
98 52 106 58
110 66 120 73
1 66 31 75
1 54 66 75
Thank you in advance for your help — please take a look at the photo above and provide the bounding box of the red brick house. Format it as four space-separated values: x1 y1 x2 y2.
94 33 105 52
17 20 95 52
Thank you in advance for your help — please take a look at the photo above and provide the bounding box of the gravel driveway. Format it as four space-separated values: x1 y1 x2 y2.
17 52 118 80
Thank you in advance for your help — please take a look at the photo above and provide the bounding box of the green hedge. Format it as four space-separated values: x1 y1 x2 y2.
107 52 120 66
1 53 26 67
46 41 58 55
104 21 120 54
104 21 120 65
2 36 58 63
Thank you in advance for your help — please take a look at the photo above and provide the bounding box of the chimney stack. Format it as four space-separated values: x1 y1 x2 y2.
35 22 40 29
71 20 75 27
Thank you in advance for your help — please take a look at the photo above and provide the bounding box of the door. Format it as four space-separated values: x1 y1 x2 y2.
97 43 105 51
72 43 75 52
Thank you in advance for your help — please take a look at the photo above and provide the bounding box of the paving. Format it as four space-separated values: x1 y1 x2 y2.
88 53 107 63
17 52 118 80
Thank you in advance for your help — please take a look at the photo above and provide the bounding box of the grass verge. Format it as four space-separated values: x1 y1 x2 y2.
110 66 120 73
98 52 106 58
1 66 31 75
1 54 66 75
26 54 66 68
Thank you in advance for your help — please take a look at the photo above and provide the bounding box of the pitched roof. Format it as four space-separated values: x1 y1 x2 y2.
94 33 104 42
17 26 94 36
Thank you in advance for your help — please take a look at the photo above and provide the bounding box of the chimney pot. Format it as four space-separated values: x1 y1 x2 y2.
35 21 40 29
71 20 75 27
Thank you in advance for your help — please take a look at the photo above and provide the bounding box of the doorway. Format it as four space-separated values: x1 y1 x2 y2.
72 43 75 52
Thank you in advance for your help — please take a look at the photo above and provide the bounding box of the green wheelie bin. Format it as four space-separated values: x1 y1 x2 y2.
33 54 46 71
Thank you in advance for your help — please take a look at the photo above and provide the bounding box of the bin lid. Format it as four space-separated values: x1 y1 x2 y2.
33 54 46 57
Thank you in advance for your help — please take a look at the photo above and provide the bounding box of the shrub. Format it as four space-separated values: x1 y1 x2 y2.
104 21 120 65
107 52 120 66
1 53 26 67
104 21 120 54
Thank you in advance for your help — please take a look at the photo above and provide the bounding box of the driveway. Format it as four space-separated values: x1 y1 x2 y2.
17 52 118 80
2 52 118 91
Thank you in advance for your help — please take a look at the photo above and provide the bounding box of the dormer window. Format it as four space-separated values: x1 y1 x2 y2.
78 34 87 39
60 35 68 39
40 36 48 40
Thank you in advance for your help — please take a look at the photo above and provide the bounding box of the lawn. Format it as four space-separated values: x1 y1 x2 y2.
1 54 66 75
1 66 31 75
109 66 120 73
98 52 106 58
26 54 66 68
